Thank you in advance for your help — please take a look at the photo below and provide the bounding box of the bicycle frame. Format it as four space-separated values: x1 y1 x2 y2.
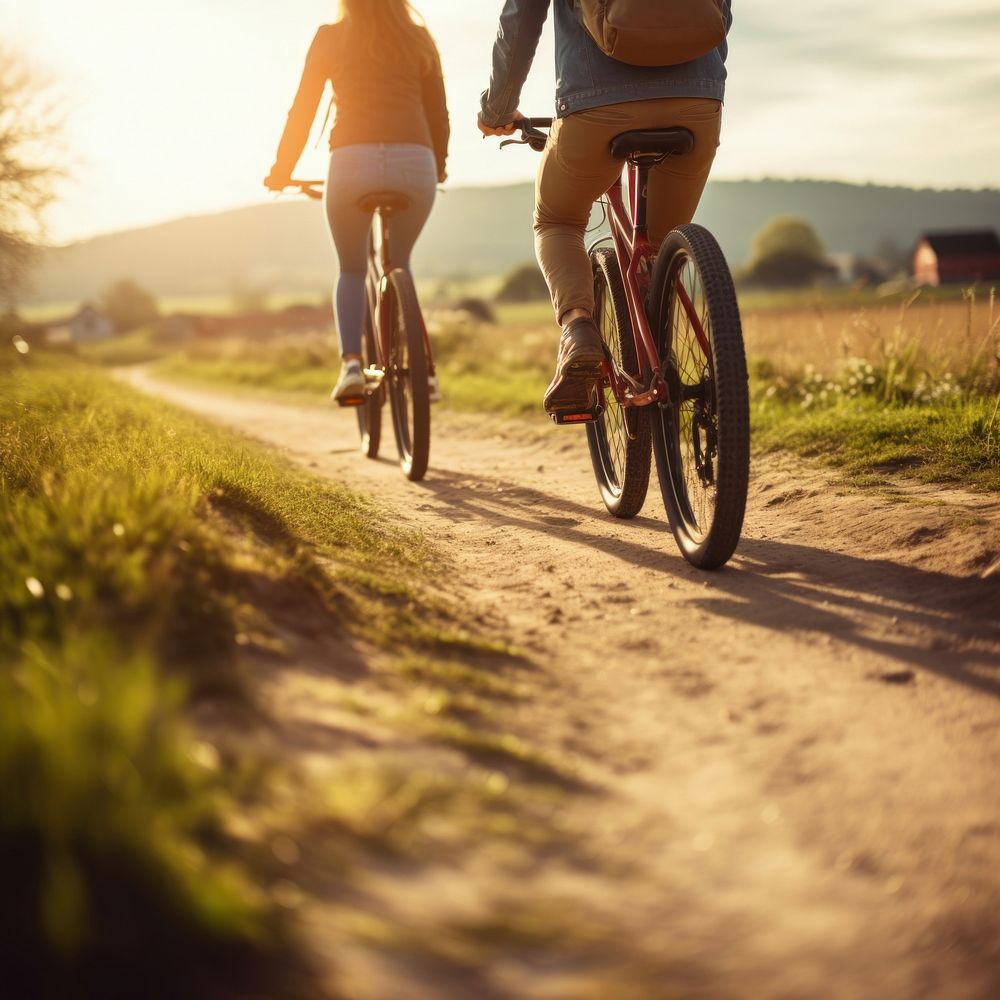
603 162 710 410
366 210 436 384
500 121 715 415
603 168 663 408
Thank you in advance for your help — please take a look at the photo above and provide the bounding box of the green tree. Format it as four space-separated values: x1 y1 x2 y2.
0 46 62 306
100 278 159 333
744 216 834 288
495 261 549 302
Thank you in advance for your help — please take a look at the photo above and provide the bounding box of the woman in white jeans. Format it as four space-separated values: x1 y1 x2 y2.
265 0 449 402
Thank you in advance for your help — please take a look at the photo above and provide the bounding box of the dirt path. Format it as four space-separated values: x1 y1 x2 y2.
125 370 1000 999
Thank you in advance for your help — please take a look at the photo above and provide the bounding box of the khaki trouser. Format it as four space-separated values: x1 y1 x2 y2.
534 96 722 323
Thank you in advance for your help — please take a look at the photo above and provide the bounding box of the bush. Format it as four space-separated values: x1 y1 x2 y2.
743 216 837 288
495 262 549 303
743 251 838 288
100 279 160 333
453 297 496 323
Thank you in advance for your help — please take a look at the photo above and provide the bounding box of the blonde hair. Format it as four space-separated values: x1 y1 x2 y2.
338 0 436 71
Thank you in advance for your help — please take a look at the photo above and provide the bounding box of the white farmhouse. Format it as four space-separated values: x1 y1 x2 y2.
45 304 115 344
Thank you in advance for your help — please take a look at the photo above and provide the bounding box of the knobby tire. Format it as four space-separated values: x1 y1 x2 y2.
649 224 750 569
386 268 430 481
586 247 651 518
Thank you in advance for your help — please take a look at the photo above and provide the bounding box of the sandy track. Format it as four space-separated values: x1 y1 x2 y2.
125 370 1000 999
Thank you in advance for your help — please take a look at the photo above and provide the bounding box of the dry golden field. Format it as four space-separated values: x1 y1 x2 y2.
741 288 999 378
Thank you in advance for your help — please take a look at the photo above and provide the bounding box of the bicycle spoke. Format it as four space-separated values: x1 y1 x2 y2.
599 282 627 487
669 256 718 537
586 248 651 519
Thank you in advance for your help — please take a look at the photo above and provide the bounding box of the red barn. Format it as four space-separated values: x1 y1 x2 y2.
912 229 1000 286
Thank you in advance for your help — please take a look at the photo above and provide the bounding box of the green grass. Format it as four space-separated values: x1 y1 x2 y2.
754 394 1000 490
1 640 274 997
150 314 1000 487
157 354 334 397
149 309 556 417
438 368 546 416
0 359 307 993
1 354 418 661
57 275 1000 491
2 347 568 992
76 325 169 366
19 291 332 325
0 349 450 992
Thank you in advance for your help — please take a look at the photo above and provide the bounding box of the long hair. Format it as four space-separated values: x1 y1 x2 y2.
338 0 436 71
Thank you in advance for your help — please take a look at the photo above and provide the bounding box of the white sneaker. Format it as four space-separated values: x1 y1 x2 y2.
428 373 443 403
332 361 366 405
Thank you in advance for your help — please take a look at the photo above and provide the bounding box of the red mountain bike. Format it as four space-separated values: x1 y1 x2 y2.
290 180 435 481
501 120 750 569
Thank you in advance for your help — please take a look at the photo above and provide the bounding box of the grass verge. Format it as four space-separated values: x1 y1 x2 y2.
2 349 549 995
144 297 999 487
753 394 1000 490
1 354 330 995
3 343 591 995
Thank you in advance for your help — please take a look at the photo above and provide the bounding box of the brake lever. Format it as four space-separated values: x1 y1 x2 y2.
500 136 547 152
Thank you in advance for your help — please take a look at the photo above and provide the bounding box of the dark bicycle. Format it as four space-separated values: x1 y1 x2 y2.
498 120 750 569
288 180 436 482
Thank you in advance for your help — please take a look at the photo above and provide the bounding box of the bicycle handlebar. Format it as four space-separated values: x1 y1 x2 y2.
499 117 553 153
282 179 325 200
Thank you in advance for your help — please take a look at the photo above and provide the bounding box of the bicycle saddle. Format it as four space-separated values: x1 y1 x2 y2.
356 191 411 213
609 128 694 160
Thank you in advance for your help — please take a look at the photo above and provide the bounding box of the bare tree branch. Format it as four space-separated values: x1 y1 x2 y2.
0 45 63 304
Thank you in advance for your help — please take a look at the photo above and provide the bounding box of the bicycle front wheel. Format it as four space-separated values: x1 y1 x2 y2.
586 247 650 518
385 268 430 481
649 224 749 569
356 283 382 459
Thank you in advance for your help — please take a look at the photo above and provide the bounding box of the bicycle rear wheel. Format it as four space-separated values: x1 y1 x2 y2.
385 268 430 481
649 224 749 569
356 284 382 459
586 247 651 518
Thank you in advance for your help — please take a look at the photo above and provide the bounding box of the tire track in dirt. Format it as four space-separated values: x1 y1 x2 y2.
124 369 1000 999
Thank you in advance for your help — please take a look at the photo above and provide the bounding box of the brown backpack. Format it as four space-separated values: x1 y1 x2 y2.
576 0 727 67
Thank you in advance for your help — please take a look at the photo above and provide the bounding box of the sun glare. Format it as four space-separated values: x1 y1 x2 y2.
0 0 997 241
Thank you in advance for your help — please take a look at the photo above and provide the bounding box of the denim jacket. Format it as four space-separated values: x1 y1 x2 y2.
480 0 732 125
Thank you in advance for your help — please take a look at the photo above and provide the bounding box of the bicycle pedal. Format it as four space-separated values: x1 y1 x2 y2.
551 405 603 425
336 397 365 408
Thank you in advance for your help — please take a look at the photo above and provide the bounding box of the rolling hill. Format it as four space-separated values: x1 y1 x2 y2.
28 179 1000 304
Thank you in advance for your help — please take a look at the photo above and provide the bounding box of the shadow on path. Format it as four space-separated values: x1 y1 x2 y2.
416 463 1000 697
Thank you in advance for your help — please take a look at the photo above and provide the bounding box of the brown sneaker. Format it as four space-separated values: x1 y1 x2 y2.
543 317 605 417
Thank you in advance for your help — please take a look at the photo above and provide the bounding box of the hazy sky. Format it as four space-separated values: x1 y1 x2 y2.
2 0 998 242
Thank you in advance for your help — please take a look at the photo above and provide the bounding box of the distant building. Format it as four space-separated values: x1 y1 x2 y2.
44 304 115 344
912 229 1000 286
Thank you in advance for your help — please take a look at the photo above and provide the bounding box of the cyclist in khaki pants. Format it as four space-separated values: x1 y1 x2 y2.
478 0 732 418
